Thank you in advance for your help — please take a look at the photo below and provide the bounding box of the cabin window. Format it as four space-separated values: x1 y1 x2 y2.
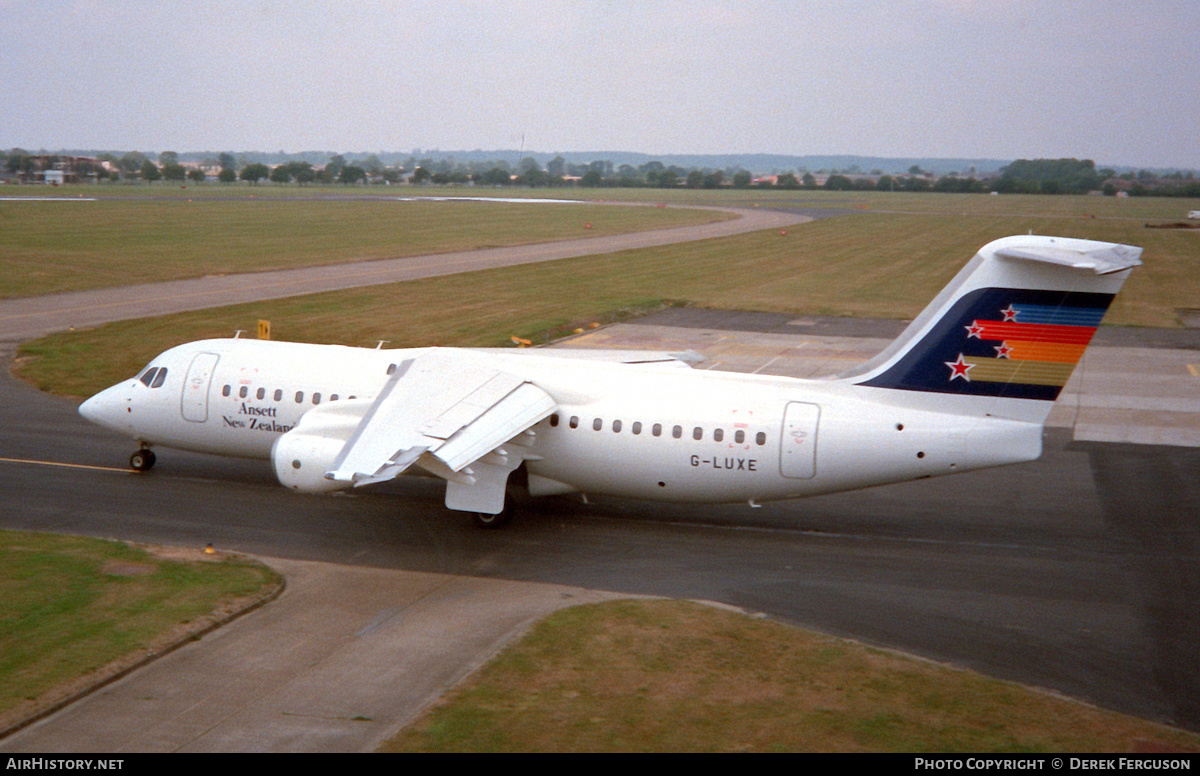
238 386 248 399
313 393 321 405
592 418 603 431
150 368 168 389
295 391 304 403
714 429 724 442
734 430 745 444
387 364 398 375
330 394 339 402
274 389 283 401
632 421 642 435
569 416 579 429
672 425 683 439
256 387 266 400
222 384 231 397
550 414 560 427
652 423 662 437
693 426 703 441
612 420 622 433
756 432 767 446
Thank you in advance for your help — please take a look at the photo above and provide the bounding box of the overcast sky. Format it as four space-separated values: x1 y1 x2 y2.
2 0 1197 168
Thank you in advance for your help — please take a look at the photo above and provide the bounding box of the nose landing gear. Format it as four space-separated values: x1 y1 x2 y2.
130 447 156 472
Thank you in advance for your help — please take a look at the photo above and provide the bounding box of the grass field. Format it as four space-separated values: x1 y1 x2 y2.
0 190 731 298
12 187 1200 397
383 599 1200 753
0 529 279 732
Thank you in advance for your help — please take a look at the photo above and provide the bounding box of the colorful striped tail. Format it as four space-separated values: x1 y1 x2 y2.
846 235 1142 417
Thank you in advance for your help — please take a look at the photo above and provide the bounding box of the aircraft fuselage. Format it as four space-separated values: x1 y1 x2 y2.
79 236 1143 521
82 337 1043 507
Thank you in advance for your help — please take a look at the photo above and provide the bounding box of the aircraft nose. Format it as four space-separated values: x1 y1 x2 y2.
79 384 128 430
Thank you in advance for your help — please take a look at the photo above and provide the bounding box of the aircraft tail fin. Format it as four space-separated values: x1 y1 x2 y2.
843 235 1142 421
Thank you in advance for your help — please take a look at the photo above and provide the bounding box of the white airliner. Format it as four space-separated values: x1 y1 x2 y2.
79 235 1142 527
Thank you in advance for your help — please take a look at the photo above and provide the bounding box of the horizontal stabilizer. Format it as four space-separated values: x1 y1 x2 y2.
994 241 1142 275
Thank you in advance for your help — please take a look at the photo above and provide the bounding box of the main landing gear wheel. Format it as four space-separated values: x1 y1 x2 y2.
470 470 525 529
472 509 512 530
130 449 156 472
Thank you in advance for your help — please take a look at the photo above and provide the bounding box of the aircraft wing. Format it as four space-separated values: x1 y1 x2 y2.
492 347 705 367
325 350 556 494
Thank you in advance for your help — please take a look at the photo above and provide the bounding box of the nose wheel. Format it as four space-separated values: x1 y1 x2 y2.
130 448 156 472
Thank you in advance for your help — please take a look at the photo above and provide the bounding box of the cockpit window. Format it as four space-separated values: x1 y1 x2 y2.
138 366 170 388
138 366 169 388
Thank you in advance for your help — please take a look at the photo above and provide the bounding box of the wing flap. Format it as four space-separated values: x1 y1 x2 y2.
420 372 527 440
434 382 555 471
325 350 555 486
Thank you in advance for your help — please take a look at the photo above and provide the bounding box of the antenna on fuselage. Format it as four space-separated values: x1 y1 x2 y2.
375 341 389 349
233 330 245 339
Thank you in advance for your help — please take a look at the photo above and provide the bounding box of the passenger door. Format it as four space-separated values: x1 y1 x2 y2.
780 401 820 479
181 352 220 423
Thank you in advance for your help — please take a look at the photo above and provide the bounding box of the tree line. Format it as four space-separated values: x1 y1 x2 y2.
993 158 1200 197
6 149 1198 197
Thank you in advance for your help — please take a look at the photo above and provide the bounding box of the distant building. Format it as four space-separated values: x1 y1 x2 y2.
8 155 103 184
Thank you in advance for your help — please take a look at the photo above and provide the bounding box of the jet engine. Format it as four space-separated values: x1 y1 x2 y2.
270 399 372 493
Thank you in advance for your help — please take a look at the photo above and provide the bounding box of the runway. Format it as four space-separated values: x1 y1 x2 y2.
1 207 1199 750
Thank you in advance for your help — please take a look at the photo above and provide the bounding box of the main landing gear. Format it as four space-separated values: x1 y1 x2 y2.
129 447 156 472
470 466 527 529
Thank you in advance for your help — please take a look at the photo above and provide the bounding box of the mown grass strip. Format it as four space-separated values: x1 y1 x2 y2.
0 196 730 298
0 529 280 731
383 599 1200 752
